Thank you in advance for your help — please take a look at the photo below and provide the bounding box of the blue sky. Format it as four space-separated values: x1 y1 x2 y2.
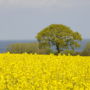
0 0 90 40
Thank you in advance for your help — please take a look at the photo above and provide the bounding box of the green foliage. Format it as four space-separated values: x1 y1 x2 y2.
60 50 80 56
81 42 90 56
7 42 52 54
7 42 38 53
36 24 82 54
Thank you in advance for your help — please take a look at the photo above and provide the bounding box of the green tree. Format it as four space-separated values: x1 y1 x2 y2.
36 24 82 54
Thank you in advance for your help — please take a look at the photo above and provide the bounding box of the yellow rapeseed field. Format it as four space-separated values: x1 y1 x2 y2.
0 53 90 90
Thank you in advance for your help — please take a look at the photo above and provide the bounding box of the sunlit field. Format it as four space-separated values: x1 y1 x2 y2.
0 53 90 90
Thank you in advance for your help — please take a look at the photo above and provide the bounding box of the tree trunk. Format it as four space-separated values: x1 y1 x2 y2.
56 44 60 54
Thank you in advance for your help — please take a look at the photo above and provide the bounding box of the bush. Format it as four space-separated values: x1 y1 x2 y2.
7 42 52 54
57 50 81 56
81 42 90 56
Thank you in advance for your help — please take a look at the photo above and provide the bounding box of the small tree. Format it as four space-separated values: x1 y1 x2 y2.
81 42 90 56
36 24 82 54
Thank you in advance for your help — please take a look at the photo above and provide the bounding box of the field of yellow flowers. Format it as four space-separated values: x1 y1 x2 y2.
0 53 90 90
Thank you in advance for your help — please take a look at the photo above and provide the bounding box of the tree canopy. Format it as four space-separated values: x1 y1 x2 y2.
36 24 82 54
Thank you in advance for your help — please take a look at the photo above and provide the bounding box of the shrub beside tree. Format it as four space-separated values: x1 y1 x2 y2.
60 50 80 56
6 42 52 54
7 42 38 53
81 42 90 56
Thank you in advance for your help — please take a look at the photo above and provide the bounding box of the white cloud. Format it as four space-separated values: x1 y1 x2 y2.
0 0 90 8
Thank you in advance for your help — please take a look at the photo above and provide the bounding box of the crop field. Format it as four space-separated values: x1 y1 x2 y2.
0 53 90 90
